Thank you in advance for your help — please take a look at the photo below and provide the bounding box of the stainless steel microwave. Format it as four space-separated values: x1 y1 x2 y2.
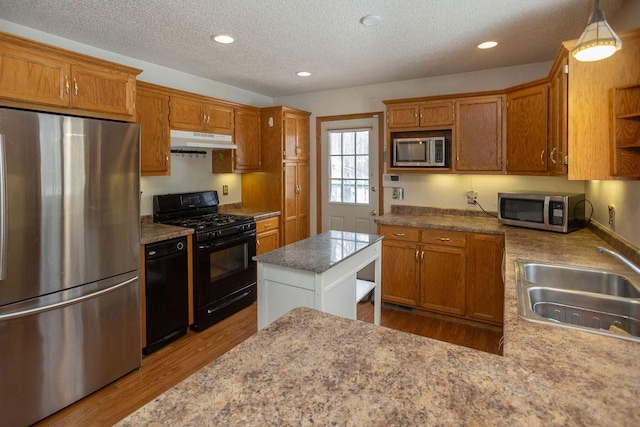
392 136 445 167
498 192 586 233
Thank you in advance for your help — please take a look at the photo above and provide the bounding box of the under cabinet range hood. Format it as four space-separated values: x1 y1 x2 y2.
170 129 237 150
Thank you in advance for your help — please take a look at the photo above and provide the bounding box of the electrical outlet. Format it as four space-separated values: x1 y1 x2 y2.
222 185 229 196
608 205 615 225
466 190 478 205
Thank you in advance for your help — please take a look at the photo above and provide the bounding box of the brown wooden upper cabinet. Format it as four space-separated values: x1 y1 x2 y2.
567 28 640 180
387 100 454 129
137 83 171 176
0 31 139 120
548 54 569 175
506 84 549 174
233 107 261 171
455 96 505 172
283 111 310 160
169 95 234 135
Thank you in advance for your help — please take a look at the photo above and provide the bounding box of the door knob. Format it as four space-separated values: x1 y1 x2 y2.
371 186 377 192
370 209 377 216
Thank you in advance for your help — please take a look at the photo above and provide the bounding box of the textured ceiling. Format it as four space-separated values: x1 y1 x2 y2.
0 0 630 97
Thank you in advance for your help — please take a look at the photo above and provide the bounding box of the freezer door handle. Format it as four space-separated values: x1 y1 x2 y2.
0 276 138 321
0 134 6 281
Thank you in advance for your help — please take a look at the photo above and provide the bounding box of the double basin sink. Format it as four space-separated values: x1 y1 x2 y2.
517 260 640 342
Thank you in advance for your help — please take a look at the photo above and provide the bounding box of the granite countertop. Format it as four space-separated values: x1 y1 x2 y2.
253 230 383 273
218 206 281 221
122 210 640 425
140 223 193 245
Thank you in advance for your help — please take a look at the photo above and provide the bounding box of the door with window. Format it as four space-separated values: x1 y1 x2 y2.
320 118 379 235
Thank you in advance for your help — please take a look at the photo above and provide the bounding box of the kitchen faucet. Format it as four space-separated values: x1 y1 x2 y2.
596 247 640 275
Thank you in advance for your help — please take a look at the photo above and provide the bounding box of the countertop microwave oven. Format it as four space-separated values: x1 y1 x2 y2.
392 136 445 167
498 191 586 233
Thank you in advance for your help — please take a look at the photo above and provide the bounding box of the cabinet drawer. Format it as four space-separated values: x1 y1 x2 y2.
378 225 420 242
421 229 467 247
256 218 279 234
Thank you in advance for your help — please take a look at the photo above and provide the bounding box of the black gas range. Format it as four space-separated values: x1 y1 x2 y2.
153 191 257 331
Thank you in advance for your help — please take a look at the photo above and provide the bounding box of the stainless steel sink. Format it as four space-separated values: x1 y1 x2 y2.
516 261 640 343
522 262 640 298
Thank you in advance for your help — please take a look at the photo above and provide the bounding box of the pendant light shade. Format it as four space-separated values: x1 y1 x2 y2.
571 0 621 62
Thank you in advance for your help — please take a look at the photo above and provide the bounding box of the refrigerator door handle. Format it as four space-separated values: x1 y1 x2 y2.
0 276 138 321
0 134 6 281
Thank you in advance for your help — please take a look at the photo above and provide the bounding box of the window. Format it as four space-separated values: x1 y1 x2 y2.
328 129 369 204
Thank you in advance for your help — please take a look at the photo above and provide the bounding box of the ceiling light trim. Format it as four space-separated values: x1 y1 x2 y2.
477 41 498 50
360 15 382 27
212 34 235 44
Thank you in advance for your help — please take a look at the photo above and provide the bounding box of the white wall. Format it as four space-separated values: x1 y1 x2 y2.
0 20 274 215
273 62 584 232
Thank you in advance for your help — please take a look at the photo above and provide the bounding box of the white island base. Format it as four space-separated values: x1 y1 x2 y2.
255 231 382 329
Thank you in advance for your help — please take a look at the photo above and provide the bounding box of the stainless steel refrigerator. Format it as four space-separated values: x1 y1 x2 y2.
0 107 141 426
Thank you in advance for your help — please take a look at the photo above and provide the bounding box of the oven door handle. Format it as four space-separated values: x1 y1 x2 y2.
197 232 256 250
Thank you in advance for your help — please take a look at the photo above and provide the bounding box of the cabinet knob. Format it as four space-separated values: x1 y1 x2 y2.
73 78 78 96
415 250 419 261
64 76 70 94
420 250 424 260
540 149 545 165
393 233 405 237
438 237 451 242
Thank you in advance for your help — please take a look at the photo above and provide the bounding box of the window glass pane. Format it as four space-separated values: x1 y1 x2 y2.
329 179 342 202
329 132 341 155
343 180 355 203
356 181 369 204
343 132 355 155
330 156 342 178
356 155 368 179
343 156 355 179
326 129 370 206
356 131 369 154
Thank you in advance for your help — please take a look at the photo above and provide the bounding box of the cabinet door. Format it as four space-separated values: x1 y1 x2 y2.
549 57 568 175
387 104 420 128
204 103 234 135
467 234 504 324
506 84 549 173
257 230 279 255
0 43 70 107
169 96 205 131
234 107 261 171
419 245 466 316
455 96 504 171
138 86 170 176
70 64 136 117
282 162 309 245
296 162 310 241
420 100 454 126
381 240 419 306
283 112 309 160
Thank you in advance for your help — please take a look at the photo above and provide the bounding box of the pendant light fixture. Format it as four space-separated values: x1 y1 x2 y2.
571 0 621 62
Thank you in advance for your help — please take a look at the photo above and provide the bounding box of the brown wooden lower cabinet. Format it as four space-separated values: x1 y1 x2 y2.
379 224 504 325
256 217 280 255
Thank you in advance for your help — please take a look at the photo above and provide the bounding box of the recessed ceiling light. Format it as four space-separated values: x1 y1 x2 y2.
477 41 498 49
360 15 382 27
296 71 311 77
212 34 234 44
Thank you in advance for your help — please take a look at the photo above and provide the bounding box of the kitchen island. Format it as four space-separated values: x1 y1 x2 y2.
119 210 640 425
254 230 383 329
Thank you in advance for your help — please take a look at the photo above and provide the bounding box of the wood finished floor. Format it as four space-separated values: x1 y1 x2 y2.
36 302 502 426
